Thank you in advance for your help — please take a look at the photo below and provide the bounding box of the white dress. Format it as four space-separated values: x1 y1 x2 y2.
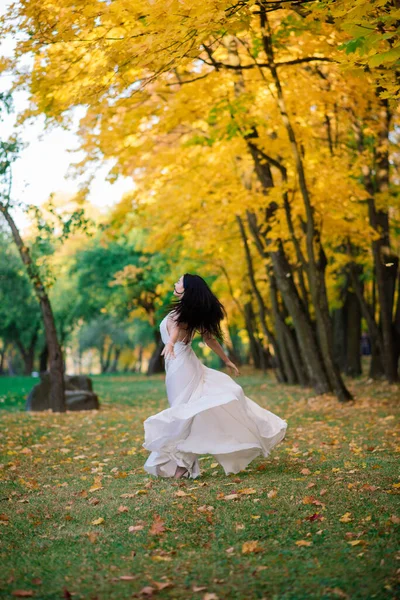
142 312 287 478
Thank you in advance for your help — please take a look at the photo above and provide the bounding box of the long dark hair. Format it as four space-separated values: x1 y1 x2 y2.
163 273 226 344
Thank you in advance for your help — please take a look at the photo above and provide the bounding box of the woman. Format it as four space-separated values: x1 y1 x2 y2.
142 274 287 479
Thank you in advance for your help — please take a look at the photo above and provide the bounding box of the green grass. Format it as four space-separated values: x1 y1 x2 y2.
0 371 399 599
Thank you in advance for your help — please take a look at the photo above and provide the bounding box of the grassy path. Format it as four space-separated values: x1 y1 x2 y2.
0 371 399 599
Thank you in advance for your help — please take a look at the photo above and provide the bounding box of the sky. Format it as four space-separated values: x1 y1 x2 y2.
0 0 134 233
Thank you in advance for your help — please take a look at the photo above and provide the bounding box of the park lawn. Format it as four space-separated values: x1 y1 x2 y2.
0 371 399 600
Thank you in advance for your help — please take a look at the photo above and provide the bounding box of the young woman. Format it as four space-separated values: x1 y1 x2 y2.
142 274 287 479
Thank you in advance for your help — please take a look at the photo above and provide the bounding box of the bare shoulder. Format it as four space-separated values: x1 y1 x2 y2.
168 310 191 339
168 310 179 325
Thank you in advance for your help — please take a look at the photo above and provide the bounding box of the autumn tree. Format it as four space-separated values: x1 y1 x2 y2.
1 0 398 395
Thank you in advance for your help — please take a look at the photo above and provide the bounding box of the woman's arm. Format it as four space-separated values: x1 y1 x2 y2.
203 333 240 376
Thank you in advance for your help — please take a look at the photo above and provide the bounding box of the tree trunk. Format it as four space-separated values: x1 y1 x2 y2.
109 347 121 373
0 343 7 375
259 6 352 401
355 94 398 382
147 330 164 375
369 96 398 381
16 328 38 375
0 203 65 412
247 211 328 392
39 343 49 373
236 214 283 380
332 307 346 372
243 301 263 369
345 289 362 377
269 274 297 384
394 274 400 372
101 342 114 374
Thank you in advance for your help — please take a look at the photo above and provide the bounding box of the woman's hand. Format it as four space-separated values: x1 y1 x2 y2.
224 359 240 376
161 341 176 360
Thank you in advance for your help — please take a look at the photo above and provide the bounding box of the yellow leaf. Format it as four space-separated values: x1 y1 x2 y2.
242 540 263 554
348 540 367 546
295 540 313 547
91 518 104 525
339 512 352 523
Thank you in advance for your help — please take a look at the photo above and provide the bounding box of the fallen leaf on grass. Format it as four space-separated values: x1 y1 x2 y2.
192 586 207 592
89 476 103 493
20 448 32 455
339 512 352 523
237 488 257 495
119 575 136 581
149 515 165 535
86 532 98 543
129 524 144 533
223 494 239 501
203 593 219 600
153 581 173 591
324 588 349 599
302 496 325 507
139 586 155 596
305 513 324 522
301 468 311 475
11 592 34 598
295 540 313 547
118 505 129 513
267 489 277 499
348 540 367 546
242 540 263 554
175 490 188 497
390 515 400 524
361 485 378 492
197 505 214 513
91 517 104 525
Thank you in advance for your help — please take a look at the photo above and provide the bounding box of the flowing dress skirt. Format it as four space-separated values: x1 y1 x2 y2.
142 331 287 479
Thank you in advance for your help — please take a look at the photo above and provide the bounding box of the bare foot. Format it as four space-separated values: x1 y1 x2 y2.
174 466 189 479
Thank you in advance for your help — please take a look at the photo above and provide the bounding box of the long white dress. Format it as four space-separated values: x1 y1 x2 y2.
142 312 287 479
